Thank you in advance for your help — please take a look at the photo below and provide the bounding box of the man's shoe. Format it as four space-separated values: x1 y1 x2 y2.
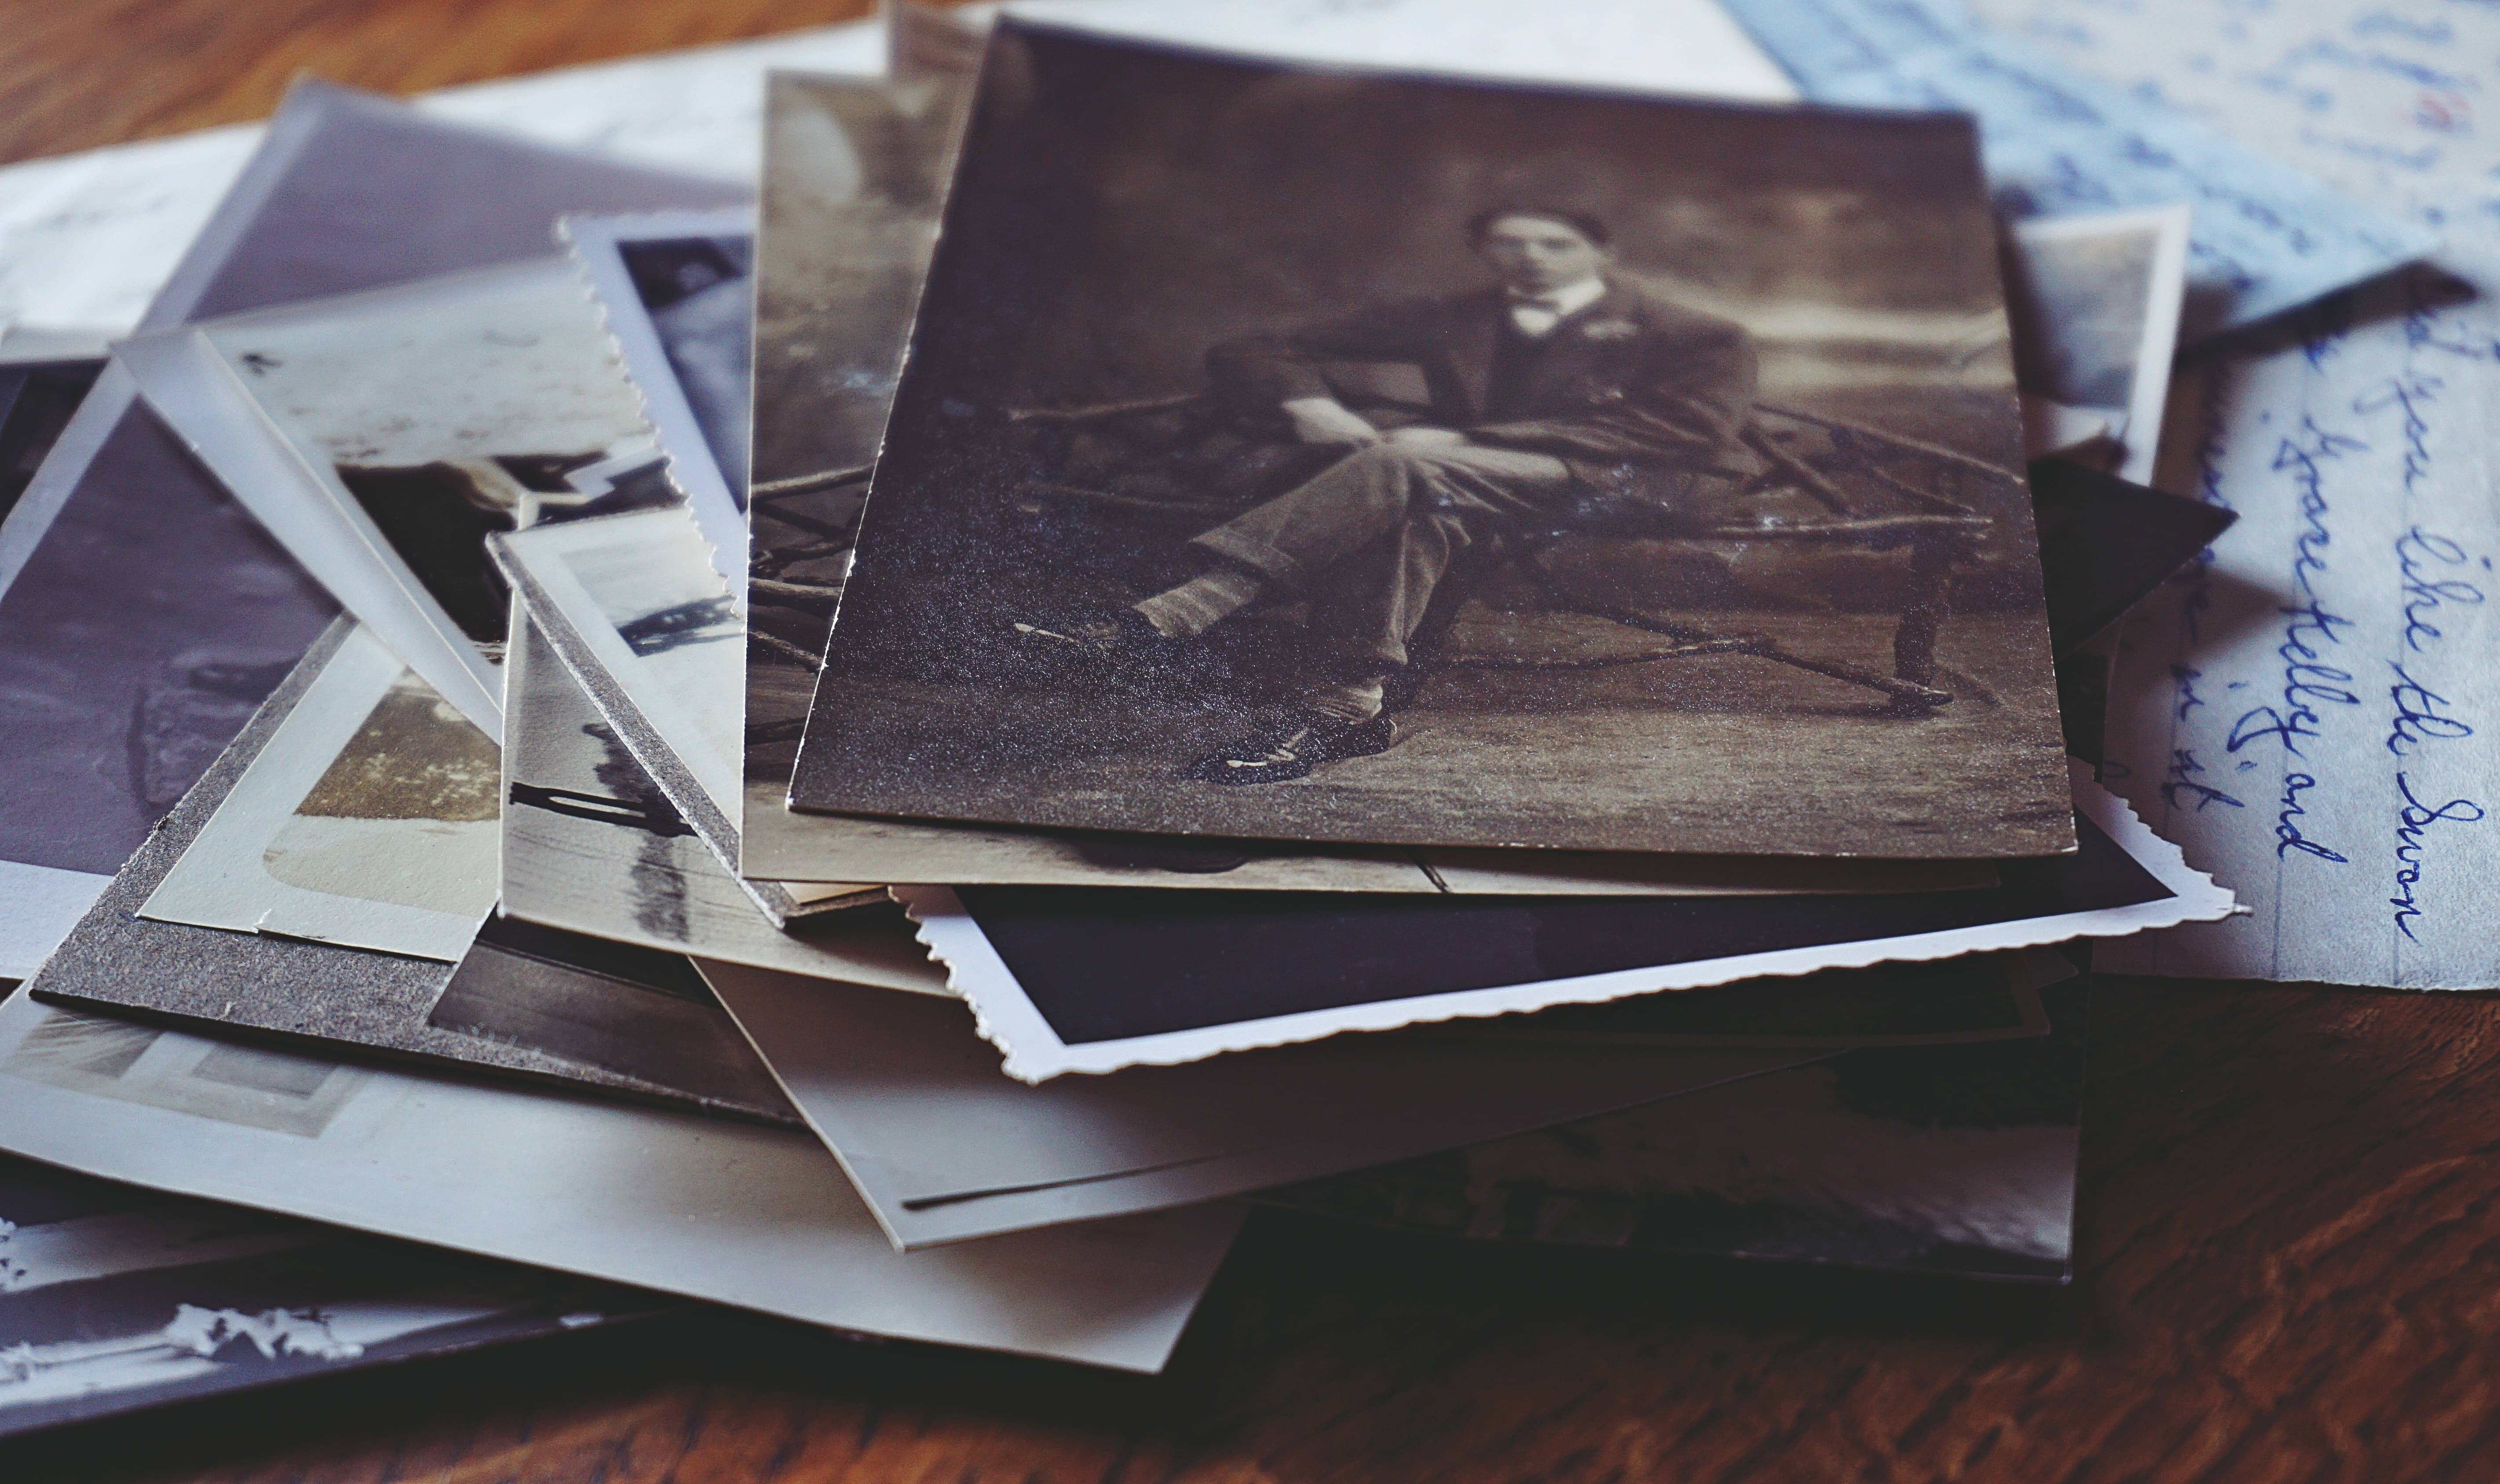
1183 712 1397 785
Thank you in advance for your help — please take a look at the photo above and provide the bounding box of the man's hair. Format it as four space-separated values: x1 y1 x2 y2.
1467 206 1611 249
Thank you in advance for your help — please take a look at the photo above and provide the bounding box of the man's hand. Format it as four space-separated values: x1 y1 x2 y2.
1282 396 1382 447
1382 425 1468 449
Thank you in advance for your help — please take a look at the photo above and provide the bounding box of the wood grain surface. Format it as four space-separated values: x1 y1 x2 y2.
6 4 2498 1481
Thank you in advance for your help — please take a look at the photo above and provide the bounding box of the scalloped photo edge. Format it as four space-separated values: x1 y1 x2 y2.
898 759 2233 1081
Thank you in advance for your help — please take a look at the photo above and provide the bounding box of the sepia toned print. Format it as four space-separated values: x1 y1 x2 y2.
793 24 2073 858
742 70 968 875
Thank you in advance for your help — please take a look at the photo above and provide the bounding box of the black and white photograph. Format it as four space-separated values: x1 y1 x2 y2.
899 765 2229 1080
0 992 1244 1374
116 256 684 735
792 23 2072 858
0 81 746 974
700 954 1842 1248
0 1150 665 1439
498 609 940 989
27 621 799 1124
566 208 759 591
2003 205 2190 485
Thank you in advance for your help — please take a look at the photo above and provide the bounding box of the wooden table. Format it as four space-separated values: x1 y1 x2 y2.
7 4 2497 1480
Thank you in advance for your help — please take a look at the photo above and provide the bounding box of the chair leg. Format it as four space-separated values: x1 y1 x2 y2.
1892 532 1960 689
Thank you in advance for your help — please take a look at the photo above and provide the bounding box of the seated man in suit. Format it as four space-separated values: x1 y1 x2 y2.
1021 206 1764 784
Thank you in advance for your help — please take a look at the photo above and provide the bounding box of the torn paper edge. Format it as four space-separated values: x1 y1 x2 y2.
899 760 2233 1080
560 208 758 602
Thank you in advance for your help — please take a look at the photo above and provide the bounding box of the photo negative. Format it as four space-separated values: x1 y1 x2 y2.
794 23 2073 858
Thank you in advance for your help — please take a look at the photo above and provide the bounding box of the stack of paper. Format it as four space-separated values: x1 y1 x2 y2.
0 0 2459 1438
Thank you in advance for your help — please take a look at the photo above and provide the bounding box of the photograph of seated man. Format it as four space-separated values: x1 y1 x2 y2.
1018 206 1765 785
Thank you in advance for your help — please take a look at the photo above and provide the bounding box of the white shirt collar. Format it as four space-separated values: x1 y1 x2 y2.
1509 275 1608 318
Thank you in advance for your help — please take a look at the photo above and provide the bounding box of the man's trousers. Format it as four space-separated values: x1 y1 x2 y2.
1187 441 1584 671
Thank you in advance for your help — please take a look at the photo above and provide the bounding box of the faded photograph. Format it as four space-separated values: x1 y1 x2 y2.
499 613 931 986
139 624 497 962
196 258 678 644
567 207 757 577
744 70 967 855
0 83 740 906
271 672 499 909
40 624 792 1124
0 1144 656 1438
615 230 755 495
795 24 2072 858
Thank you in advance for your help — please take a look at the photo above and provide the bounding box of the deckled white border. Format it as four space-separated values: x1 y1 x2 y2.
899 762 2234 1081
560 208 757 602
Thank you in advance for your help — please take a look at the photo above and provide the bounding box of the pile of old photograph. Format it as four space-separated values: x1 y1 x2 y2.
22 0 2463 1435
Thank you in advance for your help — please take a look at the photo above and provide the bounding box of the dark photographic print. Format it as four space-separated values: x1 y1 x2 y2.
743 71 966 868
794 23 2073 858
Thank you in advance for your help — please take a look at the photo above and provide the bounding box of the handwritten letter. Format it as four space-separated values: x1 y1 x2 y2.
1967 0 2500 988
1718 0 2439 341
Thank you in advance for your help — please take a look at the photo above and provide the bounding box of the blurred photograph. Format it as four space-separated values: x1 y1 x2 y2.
794 24 2072 858
2004 205 2191 484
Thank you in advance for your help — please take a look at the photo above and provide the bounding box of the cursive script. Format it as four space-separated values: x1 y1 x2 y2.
2391 774 2486 941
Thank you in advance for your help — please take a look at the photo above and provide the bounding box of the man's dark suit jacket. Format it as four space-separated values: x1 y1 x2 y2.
1205 277 1765 509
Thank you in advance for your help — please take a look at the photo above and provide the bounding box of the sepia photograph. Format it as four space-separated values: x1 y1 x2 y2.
794 23 2073 858
742 69 967 877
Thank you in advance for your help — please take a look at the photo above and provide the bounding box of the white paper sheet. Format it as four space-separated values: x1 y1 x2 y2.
0 990 1239 1372
1969 0 2500 988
